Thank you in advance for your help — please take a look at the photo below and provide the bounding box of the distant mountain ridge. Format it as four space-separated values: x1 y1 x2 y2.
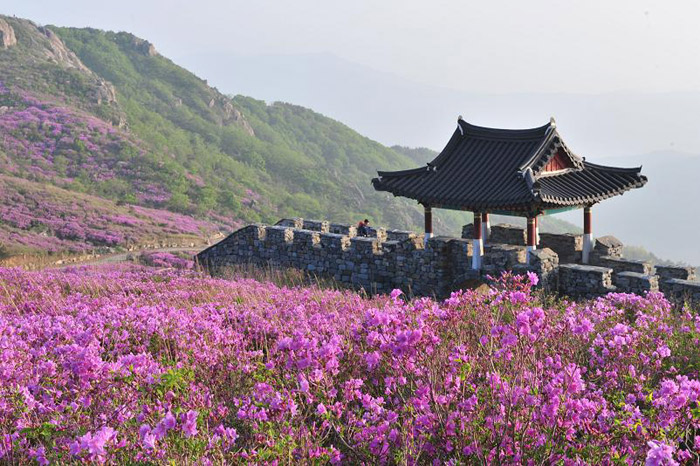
186 52 700 157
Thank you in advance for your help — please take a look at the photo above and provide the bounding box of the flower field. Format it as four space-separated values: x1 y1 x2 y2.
1 266 699 464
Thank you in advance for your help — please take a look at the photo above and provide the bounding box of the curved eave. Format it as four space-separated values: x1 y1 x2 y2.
372 172 538 212
537 162 647 207
376 165 433 178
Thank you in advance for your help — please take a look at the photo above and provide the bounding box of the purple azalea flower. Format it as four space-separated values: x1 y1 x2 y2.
181 410 199 438
645 440 678 466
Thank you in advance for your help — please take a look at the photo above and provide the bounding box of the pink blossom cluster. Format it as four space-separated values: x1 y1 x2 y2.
0 266 699 464
138 251 194 269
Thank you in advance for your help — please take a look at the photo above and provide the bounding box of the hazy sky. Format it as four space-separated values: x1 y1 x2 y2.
4 0 700 94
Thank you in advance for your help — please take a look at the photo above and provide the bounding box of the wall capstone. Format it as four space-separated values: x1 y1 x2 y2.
558 264 614 298
591 235 623 262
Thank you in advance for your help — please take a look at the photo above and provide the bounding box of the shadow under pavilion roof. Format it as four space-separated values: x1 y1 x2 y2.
372 118 647 216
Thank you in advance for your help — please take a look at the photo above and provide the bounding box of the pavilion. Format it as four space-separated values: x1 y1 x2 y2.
371 117 647 269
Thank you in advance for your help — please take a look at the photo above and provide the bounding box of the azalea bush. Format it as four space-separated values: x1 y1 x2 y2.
0 266 699 464
138 250 194 269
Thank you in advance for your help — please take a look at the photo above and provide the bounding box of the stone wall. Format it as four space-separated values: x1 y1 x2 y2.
482 244 526 271
525 248 559 290
462 223 527 245
461 223 474 240
198 220 477 298
591 236 624 262
199 218 699 304
655 266 699 306
661 279 700 304
656 265 696 282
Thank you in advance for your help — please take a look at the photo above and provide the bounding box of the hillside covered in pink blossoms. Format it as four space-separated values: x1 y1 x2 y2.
0 175 234 255
1 265 699 464
0 83 168 202
0 79 242 256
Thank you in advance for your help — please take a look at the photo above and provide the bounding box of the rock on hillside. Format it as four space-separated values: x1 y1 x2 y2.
0 18 17 49
41 27 91 72
0 15 125 128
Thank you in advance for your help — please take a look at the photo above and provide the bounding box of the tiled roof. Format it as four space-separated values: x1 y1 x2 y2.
372 118 647 214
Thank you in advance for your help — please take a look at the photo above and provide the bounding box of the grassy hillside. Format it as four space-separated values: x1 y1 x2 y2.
0 16 475 256
49 25 473 230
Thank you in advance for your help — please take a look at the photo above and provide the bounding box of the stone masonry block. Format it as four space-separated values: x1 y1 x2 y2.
275 218 303 229
490 224 526 245
319 233 350 251
350 236 380 254
293 229 321 247
265 225 294 244
302 219 330 233
329 223 357 238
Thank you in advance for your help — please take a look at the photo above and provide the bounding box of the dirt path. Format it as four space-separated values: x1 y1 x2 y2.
58 247 204 267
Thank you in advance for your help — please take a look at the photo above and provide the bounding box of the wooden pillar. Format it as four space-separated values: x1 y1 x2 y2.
582 206 593 263
424 205 433 246
472 212 483 270
526 216 537 264
481 212 490 245
534 216 540 245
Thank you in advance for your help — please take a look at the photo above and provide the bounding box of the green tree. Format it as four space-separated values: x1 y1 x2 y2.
168 192 190 212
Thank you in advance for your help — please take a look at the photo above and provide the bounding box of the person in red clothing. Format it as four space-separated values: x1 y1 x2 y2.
357 219 370 237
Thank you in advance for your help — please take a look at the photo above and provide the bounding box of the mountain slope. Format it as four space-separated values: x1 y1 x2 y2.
0 16 470 257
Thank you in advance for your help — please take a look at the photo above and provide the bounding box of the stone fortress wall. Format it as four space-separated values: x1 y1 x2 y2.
197 218 700 304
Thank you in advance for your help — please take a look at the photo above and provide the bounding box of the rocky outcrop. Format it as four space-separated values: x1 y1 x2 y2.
40 27 90 72
94 78 117 105
0 18 17 49
228 105 255 136
132 37 158 56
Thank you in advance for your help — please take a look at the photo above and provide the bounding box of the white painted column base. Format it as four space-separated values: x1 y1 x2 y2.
526 245 537 265
424 232 433 247
472 238 483 270
582 233 593 264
